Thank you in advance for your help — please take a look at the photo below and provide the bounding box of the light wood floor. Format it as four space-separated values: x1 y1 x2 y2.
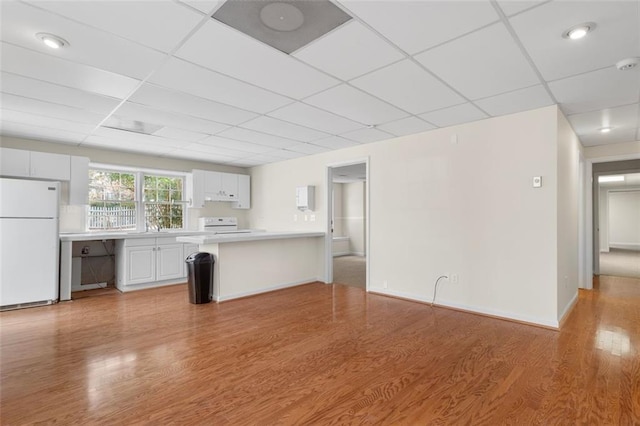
1 276 639 424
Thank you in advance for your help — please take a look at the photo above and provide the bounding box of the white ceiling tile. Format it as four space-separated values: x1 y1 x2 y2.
178 0 223 14
1 93 106 124
351 59 465 114
217 127 300 149
1 42 140 99
240 116 329 142
497 1 549 17
285 143 330 155
176 20 339 99
339 1 499 54
475 85 554 117
83 134 177 155
152 127 209 143
128 84 258 126
415 23 540 100
265 150 307 160
1 1 166 79
376 117 436 137
268 102 362 134
1 72 121 114
1 108 96 134
419 103 488 128
27 0 204 53
227 158 269 167
93 127 191 148
312 136 361 150
509 1 640 81
0 120 87 144
166 148 240 163
148 58 292 114
293 21 404 81
579 128 637 147
304 84 408 125
113 102 230 135
341 127 393 144
567 104 639 135
240 153 288 164
183 142 251 158
549 67 640 115
197 135 274 154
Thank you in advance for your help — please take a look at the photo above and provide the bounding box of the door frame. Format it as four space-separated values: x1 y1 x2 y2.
325 157 370 290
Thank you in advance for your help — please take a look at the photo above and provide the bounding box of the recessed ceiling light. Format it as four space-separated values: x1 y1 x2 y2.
599 127 612 133
598 175 624 183
36 32 69 49
562 22 596 40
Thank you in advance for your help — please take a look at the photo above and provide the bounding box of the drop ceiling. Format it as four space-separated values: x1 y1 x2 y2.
0 0 638 167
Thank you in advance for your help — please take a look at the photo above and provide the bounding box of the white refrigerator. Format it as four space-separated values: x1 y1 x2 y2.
0 178 60 309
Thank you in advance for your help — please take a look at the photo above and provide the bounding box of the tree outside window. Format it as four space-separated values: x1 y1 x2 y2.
144 175 184 230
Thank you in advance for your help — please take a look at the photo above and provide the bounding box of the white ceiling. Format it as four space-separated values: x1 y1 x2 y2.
1 0 638 168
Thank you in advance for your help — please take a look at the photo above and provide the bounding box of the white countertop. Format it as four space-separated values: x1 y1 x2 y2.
176 231 325 244
59 230 212 242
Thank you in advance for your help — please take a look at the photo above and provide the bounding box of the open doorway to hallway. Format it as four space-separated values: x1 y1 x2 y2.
328 162 367 289
596 172 640 280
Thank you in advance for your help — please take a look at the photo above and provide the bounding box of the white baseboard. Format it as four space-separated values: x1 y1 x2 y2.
332 251 350 257
558 291 579 326
368 287 559 329
609 242 640 251
216 277 317 302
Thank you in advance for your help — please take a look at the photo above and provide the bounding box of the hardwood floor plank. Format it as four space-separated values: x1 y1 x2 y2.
2 277 639 424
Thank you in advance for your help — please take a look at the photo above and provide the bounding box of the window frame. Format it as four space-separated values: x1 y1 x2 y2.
88 164 188 232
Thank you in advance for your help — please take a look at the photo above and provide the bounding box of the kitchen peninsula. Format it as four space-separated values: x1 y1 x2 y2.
177 231 325 302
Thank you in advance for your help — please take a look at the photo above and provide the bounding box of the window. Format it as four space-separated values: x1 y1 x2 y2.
88 170 136 230
88 167 185 231
143 175 184 231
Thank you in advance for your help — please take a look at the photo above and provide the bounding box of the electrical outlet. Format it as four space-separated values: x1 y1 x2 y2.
383 280 388 289
293 214 298 222
304 215 308 222
450 274 459 284
310 214 316 222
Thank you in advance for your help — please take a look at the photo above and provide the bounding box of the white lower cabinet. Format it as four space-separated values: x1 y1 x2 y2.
116 237 189 292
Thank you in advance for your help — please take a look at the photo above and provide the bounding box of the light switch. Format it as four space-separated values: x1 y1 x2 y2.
533 176 542 188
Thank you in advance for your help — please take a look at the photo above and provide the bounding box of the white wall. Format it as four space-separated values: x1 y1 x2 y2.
343 181 366 256
609 190 640 250
248 105 562 327
584 141 640 159
556 110 581 321
332 183 344 237
599 186 610 252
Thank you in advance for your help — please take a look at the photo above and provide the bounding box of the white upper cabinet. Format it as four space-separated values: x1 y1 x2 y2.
233 174 250 210
0 147 30 177
69 156 89 205
189 169 250 208
30 151 71 180
0 147 73 181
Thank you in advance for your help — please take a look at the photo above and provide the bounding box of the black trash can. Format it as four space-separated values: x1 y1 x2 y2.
185 252 214 304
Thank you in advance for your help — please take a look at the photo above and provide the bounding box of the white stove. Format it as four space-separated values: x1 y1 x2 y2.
198 217 252 234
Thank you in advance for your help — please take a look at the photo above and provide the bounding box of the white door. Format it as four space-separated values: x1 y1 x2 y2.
0 218 58 306
157 244 184 281
126 246 155 285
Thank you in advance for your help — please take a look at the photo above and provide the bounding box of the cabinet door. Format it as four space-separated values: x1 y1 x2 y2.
69 156 89 205
204 171 222 200
189 170 206 208
0 147 30 178
233 174 250 209
31 151 71 180
221 173 238 199
126 246 156 285
157 244 184 281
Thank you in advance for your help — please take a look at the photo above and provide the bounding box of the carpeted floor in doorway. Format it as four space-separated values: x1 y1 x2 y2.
333 255 366 289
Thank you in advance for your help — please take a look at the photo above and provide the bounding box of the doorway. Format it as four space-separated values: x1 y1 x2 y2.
325 159 369 290
596 172 640 279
